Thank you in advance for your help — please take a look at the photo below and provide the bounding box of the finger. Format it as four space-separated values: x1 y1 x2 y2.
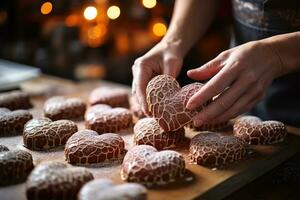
191 73 256 126
131 65 137 95
186 61 240 110
135 71 153 115
214 70 273 123
215 95 261 124
213 83 265 123
187 58 224 81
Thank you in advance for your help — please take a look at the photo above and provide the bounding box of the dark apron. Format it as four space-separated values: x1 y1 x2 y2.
232 0 300 127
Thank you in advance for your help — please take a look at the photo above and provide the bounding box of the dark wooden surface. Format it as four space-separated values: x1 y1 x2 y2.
1 75 300 200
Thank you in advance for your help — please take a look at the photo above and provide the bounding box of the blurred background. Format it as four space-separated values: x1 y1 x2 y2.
0 0 232 86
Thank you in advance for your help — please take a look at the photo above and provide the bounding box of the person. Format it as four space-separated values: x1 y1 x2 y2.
131 0 300 127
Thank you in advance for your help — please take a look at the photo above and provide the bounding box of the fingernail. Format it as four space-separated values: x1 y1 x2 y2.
186 102 195 110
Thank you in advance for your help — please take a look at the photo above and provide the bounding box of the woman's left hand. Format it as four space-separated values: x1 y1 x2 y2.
186 40 285 126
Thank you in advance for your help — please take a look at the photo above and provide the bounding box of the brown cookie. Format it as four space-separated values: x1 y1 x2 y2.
65 130 126 165
89 87 129 108
79 179 147 200
44 96 86 120
189 132 247 167
0 145 34 186
121 145 185 187
134 118 185 150
85 104 132 134
0 90 32 110
146 75 207 132
233 116 287 145
26 162 93 200
23 118 78 150
0 108 33 136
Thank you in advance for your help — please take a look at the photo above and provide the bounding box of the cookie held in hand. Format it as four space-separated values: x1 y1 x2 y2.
146 75 206 132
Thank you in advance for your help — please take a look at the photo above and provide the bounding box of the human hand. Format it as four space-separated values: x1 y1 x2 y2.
132 41 183 114
186 41 284 126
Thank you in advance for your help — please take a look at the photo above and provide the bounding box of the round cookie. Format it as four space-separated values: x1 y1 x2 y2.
23 118 78 150
89 87 129 108
233 116 287 145
134 118 185 150
189 132 247 167
0 145 34 186
146 75 207 132
79 179 147 200
26 162 93 200
85 104 132 134
65 130 126 165
0 90 32 110
44 96 86 120
0 108 33 136
121 145 185 187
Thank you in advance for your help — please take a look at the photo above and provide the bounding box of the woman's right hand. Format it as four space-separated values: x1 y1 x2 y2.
132 40 183 115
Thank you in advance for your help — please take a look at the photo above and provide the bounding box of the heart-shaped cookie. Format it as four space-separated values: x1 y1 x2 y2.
23 118 78 150
0 145 34 186
121 145 185 187
0 108 33 136
233 116 287 145
146 75 205 132
134 118 185 150
190 132 247 167
65 130 126 165
44 96 86 120
79 179 147 200
0 90 32 110
89 87 129 108
26 162 94 200
85 104 132 134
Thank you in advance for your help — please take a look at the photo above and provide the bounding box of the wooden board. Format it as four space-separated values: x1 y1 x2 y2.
1 75 300 200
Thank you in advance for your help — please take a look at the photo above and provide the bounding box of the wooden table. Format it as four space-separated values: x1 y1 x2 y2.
1 75 300 200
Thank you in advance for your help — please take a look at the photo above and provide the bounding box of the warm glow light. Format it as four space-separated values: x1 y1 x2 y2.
41 2 53 15
107 6 120 20
65 14 80 27
152 22 167 37
84 6 98 20
142 0 157 9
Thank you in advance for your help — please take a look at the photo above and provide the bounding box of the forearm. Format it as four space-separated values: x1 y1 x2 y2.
262 31 300 75
162 0 218 56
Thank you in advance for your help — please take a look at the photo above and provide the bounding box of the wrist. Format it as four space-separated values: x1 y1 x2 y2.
161 33 190 57
260 40 285 77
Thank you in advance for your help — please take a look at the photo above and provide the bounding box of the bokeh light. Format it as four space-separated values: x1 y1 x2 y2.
142 0 157 9
40 2 53 15
152 22 167 37
107 6 121 20
84 6 98 20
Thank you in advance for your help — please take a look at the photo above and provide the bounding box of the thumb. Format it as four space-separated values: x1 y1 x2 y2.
163 55 182 77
